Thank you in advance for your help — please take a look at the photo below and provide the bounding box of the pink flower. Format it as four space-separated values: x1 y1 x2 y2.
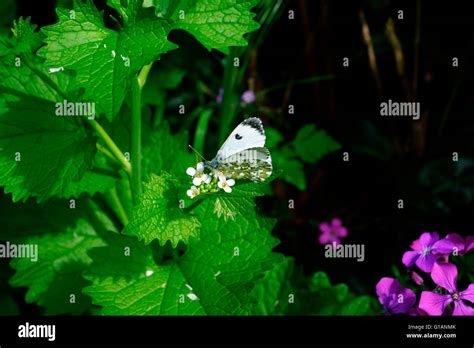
376 278 416 314
419 263 474 316
402 232 454 273
241 90 256 104
445 233 474 256
318 218 348 245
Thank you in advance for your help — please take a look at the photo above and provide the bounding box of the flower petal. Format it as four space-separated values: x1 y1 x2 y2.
465 236 474 253
217 181 223 189
196 162 204 171
460 284 474 304
224 186 232 193
186 167 196 176
402 251 419 268
410 239 422 251
336 227 348 238
431 262 458 293
186 189 193 198
331 218 342 228
419 232 434 247
376 277 399 309
446 233 465 253
319 222 331 234
391 287 416 314
453 300 474 316
433 238 455 255
419 291 451 316
192 177 202 186
226 179 235 187
415 253 436 273
319 232 331 245
375 278 415 313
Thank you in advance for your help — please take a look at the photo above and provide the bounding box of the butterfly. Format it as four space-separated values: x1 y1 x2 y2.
204 117 272 182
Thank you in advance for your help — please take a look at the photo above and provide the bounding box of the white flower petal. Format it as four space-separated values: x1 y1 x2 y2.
193 177 202 186
224 186 232 193
218 175 226 182
217 181 223 189
196 162 204 172
186 189 193 198
204 176 211 184
227 179 235 187
186 167 196 176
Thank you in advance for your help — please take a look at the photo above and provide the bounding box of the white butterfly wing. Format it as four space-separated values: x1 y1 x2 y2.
214 117 266 161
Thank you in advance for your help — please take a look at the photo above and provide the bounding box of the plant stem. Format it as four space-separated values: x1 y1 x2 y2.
89 119 132 175
131 75 142 204
138 63 153 90
218 49 241 144
107 187 129 226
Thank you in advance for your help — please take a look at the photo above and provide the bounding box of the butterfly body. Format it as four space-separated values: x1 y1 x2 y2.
204 117 272 182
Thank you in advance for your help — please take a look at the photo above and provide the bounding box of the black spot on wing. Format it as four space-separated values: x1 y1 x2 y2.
235 133 242 140
241 117 264 135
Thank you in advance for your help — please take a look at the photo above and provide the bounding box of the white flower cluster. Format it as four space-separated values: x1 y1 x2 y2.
186 162 235 199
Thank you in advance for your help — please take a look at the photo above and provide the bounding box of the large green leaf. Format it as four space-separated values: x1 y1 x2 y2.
84 195 282 315
151 0 260 54
0 96 96 202
9 218 106 315
38 0 177 120
124 173 201 246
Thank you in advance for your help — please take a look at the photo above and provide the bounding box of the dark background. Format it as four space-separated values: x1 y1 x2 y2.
7 0 474 302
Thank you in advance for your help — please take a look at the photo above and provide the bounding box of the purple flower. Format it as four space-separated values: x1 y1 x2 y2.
446 233 474 256
376 277 416 314
402 232 454 273
419 263 474 316
408 307 428 316
216 88 224 104
318 218 348 245
240 90 256 105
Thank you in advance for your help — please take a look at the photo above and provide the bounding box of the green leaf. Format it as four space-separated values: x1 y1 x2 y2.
302 271 375 315
124 173 201 246
0 194 87 243
0 26 118 201
38 0 177 120
210 180 266 220
0 96 96 202
142 122 194 182
84 195 282 315
170 0 260 54
61 152 119 199
10 17 44 54
266 127 284 149
9 218 106 315
252 257 294 315
292 124 341 163
272 147 306 190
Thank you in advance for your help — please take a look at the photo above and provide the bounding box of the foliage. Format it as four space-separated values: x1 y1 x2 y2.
0 0 362 316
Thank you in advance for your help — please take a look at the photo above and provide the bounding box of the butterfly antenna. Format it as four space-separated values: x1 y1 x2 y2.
188 145 207 162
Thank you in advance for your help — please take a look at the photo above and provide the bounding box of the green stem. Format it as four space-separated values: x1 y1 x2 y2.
138 63 153 89
131 75 142 204
106 187 129 226
218 49 241 144
89 119 132 175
